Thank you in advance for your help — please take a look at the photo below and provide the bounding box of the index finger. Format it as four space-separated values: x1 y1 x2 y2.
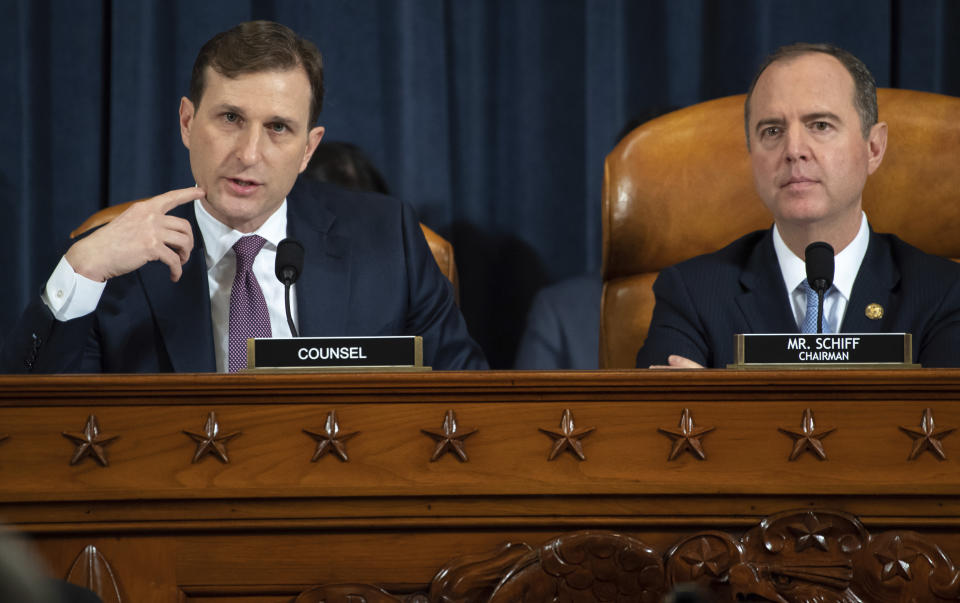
149 187 206 214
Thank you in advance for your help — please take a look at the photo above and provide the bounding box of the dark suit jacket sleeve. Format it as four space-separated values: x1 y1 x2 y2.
0 290 102 373
397 201 488 370
915 271 960 368
635 266 712 368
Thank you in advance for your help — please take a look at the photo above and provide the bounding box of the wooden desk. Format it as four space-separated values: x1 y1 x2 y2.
1 370 958 601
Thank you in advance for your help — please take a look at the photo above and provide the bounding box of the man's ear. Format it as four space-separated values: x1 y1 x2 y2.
866 121 888 175
179 97 195 149
298 125 326 173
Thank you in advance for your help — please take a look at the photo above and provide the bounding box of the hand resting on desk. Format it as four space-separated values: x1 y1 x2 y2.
648 354 705 369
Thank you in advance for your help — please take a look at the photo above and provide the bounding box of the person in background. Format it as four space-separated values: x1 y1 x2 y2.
514 273 602 369
305 141 391 195
514 109 676 370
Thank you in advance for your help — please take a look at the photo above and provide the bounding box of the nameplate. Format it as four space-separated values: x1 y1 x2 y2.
730 333 916 368
246 336 423 370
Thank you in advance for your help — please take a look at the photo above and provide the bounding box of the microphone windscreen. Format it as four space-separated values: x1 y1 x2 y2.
804 241 835 291
275 238 305 284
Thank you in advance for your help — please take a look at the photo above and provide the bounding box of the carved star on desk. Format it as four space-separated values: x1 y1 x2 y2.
539 408 595 461
680 537 729 579
62 415 118 466
183 411 240 464
779 408 836 461
787 512 833 552
658 408 714 461
422 410 477 462
899 408 955 461
304 410 358 462
874 535 918 582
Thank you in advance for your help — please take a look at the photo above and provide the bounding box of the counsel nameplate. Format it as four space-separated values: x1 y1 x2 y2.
247 336 424 370
730 333 915 368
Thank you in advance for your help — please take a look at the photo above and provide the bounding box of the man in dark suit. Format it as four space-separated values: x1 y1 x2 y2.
514 274 602 370
637 43 960 369
1 21 486 372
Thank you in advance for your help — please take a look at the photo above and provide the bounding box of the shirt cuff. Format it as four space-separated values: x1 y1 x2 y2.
41 256 107 321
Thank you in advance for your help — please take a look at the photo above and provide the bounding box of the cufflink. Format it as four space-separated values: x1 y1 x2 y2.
865 303 884 320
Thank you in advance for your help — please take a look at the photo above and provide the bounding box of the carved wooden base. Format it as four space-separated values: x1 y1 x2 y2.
297 509 960 603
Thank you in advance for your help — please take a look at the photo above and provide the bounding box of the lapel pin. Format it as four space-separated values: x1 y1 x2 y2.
865 303 884 320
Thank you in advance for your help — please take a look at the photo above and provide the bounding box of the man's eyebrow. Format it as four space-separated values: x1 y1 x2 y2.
801 111 842 123
213 103 243 114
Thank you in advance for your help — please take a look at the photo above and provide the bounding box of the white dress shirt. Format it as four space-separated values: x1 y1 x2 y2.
41 198 298 372
772 212 870 332
195 199 297 372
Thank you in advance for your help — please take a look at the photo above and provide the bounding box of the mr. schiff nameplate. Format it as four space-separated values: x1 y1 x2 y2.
730 333 916 368
247 336 424 370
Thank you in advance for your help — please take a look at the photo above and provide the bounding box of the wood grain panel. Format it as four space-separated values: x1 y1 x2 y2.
2 370 959 599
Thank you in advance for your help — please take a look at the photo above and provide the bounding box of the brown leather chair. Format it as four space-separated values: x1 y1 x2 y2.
71 200 460 304
600 88 960 368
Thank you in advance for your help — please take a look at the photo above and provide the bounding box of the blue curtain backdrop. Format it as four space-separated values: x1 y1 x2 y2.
3 0 959 367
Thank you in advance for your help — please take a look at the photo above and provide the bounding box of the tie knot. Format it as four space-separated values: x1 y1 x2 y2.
233 235 266 273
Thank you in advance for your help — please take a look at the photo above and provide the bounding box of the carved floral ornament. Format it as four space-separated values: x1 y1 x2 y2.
296 509 960 603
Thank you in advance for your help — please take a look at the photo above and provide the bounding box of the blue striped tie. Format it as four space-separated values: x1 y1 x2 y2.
800 279 833 334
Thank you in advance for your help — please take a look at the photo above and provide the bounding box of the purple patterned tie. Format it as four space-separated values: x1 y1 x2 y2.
228 235 272 372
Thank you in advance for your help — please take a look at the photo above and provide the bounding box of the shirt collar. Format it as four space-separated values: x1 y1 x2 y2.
193 198 289 268
773 211 870 301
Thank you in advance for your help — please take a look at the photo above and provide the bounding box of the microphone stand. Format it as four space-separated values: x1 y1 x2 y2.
814 278 826 335
282 271 299 338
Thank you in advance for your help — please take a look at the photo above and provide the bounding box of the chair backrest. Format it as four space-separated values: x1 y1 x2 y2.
600 88 960 368
419 222 460 305
71 200 461 303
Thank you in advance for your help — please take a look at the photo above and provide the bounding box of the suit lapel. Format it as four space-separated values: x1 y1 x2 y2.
842 232 898 333
287 185 351 337
138 203 216 372
736 229 799 333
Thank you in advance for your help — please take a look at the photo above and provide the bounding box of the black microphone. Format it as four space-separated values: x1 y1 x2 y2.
275 238 304 338
804 241 835 334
